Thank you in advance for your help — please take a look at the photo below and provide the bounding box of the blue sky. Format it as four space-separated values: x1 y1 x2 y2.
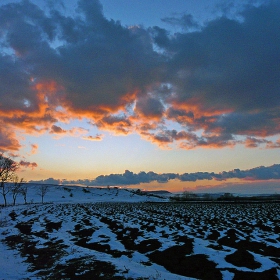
1 0 280 192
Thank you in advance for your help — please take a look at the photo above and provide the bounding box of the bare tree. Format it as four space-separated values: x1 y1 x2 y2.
21 184 28 204
0 154 19 206
11 176 24 206
37 185 49 204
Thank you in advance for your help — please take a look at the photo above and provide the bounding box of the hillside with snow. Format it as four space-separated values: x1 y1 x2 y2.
0 185 279 279
1 184 168 206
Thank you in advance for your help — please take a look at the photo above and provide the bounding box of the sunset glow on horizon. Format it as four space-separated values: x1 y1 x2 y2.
1 0 280 193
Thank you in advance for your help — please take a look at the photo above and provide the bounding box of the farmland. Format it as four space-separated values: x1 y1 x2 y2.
1 198 279 279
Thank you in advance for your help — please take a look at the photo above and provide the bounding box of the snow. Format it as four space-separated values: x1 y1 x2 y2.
0 184 279 279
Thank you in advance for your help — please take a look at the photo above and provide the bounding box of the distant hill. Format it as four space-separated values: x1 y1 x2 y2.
0 184 168 207
142 190 172 196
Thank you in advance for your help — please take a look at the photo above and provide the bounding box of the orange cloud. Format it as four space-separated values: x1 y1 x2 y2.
135 121 159 132
50 125 89 140
266 138 280 149
95 115 133 135
0 80 68 131
63 89 139 121
0 70 279 154
170 98 232 119
82 134 103 141
30 143 38 154
0 125 21 151
244 137 270 148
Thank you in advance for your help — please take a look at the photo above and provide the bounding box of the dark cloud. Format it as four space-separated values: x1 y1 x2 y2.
160 2 280 112
30 164 280 186
142 129 198 148
0 0 280 152
215 165 280 181
161 13 199 30
179 172 215 182
207 111 280 137
52 6 161 112
150 1 280 148
29 177 62 185
0 0 161 116
135 96 165 119
142 128 237 149
50 125 66 134
0 54 36 113
166 107 194 123
96 115 132 134
162 2 280 111
91 164 280 185
244 137 271 148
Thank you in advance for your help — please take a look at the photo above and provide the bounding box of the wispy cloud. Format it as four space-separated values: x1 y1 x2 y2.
78 146 87 149
50 125 88 139
82 134 103 141
19 160 38 170
30 143 38 155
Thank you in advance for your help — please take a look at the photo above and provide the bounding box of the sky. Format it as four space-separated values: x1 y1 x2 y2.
0 0 280 193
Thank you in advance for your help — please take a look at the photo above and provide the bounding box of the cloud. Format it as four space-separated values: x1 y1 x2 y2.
135 95 165 120
0 0 160 149
95 115 132 135
50 125 88 139
78 146 87 149
160 3 280 113
266 138 280 149
30 143 38 155
166 107 194 124
50 125 67 134
97 164 280 185
153 1 280 148
29 177 62 185
0 126 21 151
0 0 280 152
142 128 238 149
19 160 38 170
48 2 160 114
161 13 199 30
244 137 270 148
141 129 198 148
92 170 177 185
30 164 280 187
190 180 280 194
82 134 103 141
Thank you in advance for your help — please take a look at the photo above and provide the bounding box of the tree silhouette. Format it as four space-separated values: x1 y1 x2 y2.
11 176 24 206
0 154 19 206
21 184 28 204
37 185 49 204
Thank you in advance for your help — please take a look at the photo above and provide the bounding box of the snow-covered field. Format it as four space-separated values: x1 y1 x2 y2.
0 185 279 279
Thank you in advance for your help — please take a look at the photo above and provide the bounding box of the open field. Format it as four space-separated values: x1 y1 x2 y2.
1 199 279 279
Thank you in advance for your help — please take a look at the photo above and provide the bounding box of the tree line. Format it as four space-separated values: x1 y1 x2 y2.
170 191 280 202
0 153 49 206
